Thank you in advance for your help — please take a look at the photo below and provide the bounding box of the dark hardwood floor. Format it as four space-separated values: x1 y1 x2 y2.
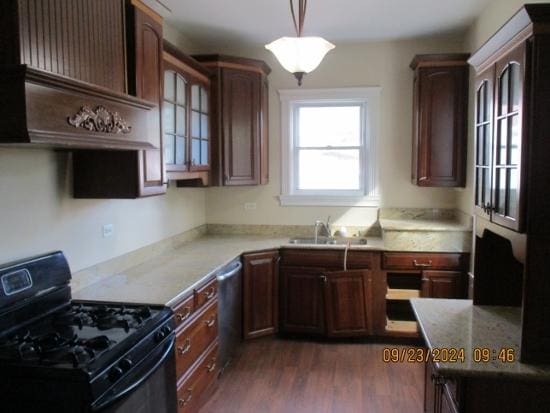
200 338 424 413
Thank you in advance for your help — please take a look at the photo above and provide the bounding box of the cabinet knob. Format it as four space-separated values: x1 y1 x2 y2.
320 275 327 283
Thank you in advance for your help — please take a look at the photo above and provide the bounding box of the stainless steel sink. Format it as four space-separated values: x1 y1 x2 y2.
288 237 368 246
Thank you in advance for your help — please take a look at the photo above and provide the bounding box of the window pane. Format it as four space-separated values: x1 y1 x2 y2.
176 106 186 136
499 68 509 116
476 126 484 165
201 140 208 165
475 168 483 207
483 168 491 208
176 76 186 105
164 71 175 101
496 168 506 215
164 134 175 164
510 64 521 113
201 114 208 139
191 85 200 111
175 137 185 165
497 118 508 165
509 115 520 165
201 87 208 113
483 125 491 166
298 149 360 190
508 168 519 218
191 111 200 138
477 83 485 123
298 106 361 147
192 138 201 166
163 103 175 134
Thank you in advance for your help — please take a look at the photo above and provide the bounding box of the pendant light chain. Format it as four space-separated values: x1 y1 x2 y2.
290 0 307 37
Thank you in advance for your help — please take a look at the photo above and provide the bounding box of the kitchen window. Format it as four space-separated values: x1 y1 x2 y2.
279 88 380 206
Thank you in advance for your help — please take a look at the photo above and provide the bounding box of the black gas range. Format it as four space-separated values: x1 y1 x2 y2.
0 252 177 413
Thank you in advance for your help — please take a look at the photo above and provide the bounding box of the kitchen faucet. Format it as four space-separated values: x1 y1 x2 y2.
314 216 332 244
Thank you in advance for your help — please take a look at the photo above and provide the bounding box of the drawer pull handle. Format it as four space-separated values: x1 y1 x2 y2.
203 287 216 300
178 389 193 407
177 339 191 356
413 259 432 268
207 358 217 372
204 316 216 328
176 307 191 322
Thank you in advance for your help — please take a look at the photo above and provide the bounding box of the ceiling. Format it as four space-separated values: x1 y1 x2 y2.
147 0 492 49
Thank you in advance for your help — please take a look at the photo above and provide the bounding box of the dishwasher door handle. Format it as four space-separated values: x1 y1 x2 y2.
217 261 243 281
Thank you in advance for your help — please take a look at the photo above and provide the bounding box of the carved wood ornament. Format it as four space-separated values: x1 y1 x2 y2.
68 106 132 134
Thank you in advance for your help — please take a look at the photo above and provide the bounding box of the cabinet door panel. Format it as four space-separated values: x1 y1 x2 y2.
280 266 325 334
421 271 464 299
323 270 371 337
243 251 279 339
222 69 261 185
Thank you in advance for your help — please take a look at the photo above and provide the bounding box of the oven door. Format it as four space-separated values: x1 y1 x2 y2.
94 334 177 413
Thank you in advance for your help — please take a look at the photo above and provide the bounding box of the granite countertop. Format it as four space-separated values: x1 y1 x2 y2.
411 298 550 380
72 234 385 308
379 218 471 232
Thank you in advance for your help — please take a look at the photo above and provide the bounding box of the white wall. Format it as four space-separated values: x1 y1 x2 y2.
204 36 466 226
0 24 207 272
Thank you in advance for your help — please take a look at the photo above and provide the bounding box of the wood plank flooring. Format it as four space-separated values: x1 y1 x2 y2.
200 338 424 413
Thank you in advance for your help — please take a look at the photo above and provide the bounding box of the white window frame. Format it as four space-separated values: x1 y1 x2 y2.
279 87 381 207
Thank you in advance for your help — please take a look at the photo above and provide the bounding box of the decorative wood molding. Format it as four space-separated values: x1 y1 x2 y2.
68 106 132 134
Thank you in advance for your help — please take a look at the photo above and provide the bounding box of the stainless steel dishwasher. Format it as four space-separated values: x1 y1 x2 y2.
216 259 243 374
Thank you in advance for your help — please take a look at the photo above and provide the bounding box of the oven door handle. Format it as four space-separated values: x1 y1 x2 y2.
92 333 175 412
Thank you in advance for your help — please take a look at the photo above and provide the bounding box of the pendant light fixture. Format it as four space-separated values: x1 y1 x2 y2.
265 0 335 86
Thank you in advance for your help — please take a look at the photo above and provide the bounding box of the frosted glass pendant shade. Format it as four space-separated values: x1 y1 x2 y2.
265 36 335 75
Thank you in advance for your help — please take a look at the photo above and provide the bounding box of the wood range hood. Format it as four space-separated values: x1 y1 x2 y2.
0 0 159 151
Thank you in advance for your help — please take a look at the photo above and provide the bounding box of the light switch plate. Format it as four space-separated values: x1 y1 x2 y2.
102 224 114 238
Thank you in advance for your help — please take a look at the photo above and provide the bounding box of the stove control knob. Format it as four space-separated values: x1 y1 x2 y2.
162 325 172 335
154 330 166 342
119 358 133 371
108 366 124 382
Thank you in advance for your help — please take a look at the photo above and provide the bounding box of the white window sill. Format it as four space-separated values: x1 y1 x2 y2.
278 195 380 207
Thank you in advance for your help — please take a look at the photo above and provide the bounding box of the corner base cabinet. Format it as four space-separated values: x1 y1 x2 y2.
242 250 279 339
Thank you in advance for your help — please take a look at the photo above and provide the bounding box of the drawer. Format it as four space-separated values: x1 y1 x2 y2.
281 249 376 269
173 295 195 329
194 278 217 310
175 301 218 379
177 341 219 413
382 253 467 271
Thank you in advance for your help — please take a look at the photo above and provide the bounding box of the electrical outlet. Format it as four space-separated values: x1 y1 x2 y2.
244 203 257 210
102 224 114 238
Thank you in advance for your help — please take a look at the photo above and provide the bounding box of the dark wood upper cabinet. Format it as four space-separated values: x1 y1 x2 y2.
73 0 165 198
193 55 270 186
322 270 372 337
411 54 469 187
472 44 526 232
0 0 159 151
242 251 279 340
469 3 550 363
162 42 211 186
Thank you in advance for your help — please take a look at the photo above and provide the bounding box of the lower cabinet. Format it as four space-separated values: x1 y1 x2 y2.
323 270 373 337
421 271 465 299
280 266 326 335
242 250 279 339
172 277 219 412
425 361 460 413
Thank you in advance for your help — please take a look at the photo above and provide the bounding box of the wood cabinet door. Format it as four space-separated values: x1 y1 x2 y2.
474 66 495 220
259 75 269 185
421 271 464 299
131 2 166 196
415 64 468 187
425 361 439 413
222 68 261 185
279 266 325 334
491 43 526 232
243 251 279 339
322 270 372 337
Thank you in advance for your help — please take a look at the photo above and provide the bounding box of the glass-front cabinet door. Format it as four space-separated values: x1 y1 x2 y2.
163 69 188 172
474 67 494 220
190 84 209 171
162 61 210 176
492 45 525 232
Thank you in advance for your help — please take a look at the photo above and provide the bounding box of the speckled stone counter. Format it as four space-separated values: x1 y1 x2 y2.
411 298 550 380
73 235 288 307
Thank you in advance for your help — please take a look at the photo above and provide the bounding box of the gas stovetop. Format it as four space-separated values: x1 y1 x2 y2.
0 301 170 372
